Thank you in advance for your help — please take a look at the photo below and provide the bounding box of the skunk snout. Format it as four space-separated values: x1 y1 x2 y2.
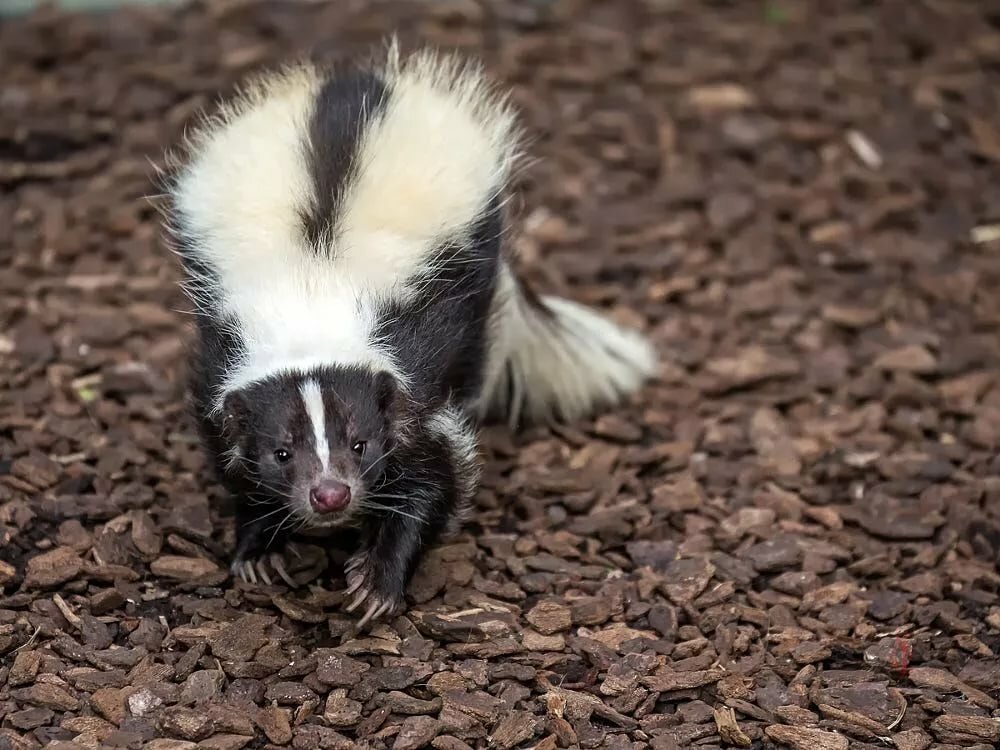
310 480 351 513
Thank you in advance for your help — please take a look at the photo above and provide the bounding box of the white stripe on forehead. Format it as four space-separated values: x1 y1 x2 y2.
299 379 330 472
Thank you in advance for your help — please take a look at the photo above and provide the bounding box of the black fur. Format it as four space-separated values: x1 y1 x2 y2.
372 194 504 409
346 422 464 603
301 68 389 250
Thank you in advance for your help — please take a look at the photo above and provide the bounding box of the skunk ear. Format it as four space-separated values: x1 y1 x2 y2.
374 371 398 416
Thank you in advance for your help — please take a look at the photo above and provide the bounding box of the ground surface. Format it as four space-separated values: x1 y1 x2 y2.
2 1 1000 749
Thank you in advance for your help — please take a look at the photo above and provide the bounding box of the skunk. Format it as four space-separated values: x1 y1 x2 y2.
163 43 657 625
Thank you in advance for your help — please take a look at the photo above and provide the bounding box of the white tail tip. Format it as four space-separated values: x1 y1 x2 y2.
481 270 657 429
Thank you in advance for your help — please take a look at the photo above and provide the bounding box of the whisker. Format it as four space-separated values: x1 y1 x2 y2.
360 447 398 480
356 501 425 523
248 503 295 526
265 511 294 551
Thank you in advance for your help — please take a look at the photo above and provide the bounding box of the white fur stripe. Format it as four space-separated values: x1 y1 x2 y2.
300 379 330 471
169 48 516 411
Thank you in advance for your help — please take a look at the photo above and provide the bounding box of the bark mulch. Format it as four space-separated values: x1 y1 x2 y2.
2 1 1000 749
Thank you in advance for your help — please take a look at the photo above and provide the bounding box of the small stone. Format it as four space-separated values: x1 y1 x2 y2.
525 601 572 634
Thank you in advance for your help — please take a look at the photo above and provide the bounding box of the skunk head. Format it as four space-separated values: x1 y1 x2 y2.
221 367 404 527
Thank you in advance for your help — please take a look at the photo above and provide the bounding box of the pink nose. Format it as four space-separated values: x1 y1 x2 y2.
310 481 351 513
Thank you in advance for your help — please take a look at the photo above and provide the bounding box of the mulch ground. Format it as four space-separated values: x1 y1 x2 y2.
3 1 1000 749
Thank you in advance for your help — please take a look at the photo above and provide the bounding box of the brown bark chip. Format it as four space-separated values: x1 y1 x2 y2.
765 725 849 750
713 706 751 747
2 1 1000 747
23 547 84 588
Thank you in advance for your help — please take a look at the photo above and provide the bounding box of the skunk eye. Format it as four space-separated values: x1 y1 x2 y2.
273 448 292 464
351 441 367 457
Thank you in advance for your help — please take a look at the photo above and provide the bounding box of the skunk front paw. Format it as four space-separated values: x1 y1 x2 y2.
342 549 404 627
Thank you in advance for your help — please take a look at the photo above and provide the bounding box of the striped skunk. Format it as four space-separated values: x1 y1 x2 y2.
162 42 657 626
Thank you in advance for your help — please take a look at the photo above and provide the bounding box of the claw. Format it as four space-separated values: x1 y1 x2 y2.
255 560 273 586
358 596 396 628
270 553 297 587
242 560 257 585
345 554 365 573
357 599 381 628
344 573 365 596
377 598 395 620
346 586 370 612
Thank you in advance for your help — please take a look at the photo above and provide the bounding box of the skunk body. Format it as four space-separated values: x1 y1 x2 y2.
165 45 656 624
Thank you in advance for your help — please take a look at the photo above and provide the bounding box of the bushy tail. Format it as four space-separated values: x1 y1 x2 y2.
479 265 658 428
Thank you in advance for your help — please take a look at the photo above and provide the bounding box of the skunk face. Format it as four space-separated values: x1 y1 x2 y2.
221 367 400 527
